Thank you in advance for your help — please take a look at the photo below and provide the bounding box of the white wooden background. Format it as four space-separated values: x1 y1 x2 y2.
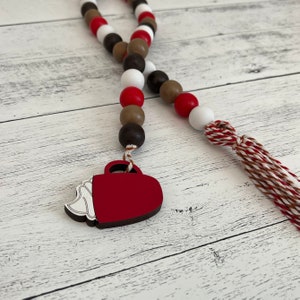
0 0 299 299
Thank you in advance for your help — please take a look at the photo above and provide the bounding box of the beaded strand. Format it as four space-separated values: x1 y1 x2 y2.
79 0 300 230
80 0 158 169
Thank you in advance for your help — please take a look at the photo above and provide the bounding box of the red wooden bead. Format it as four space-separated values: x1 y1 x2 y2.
131 30 151 47
174 92 199 118
89 16 108 35
120 86 144 107
138 11 155 23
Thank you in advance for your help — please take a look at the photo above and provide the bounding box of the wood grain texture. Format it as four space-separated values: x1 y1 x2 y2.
1 74 299 299
35 222 300 300
1 1 299 122
0 0 272 25
0 0 299 299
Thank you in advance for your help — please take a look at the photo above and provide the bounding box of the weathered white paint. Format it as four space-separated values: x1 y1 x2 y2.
0 0 274 25
0 0 299 299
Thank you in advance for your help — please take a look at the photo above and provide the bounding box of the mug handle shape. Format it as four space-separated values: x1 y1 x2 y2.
104 160 143 174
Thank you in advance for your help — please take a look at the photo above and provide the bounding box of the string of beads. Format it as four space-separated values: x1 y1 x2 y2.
80 0 300 230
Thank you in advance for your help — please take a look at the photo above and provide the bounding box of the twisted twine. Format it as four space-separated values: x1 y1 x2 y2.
205 120 300 231
123 144 137 172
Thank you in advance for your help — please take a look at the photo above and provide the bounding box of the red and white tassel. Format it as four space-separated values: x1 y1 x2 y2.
205 120 300 231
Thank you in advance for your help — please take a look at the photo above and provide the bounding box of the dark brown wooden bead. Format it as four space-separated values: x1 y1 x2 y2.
127 38 149 58
132 0 148 11
123 53 145 72
119 123 145 148
160 80 183 104
81 2 98 17
84 9 101 26
120 105 145 126
147 70 169 93
139 17 157 33
104 33 123 53
113 41 128 63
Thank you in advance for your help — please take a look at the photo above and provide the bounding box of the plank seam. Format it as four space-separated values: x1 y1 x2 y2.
23 219 288 300
2 71 300 125
0 0 293 28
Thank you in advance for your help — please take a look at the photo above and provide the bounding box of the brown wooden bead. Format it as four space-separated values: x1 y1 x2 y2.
132 0 148 10
120 105 145 126
159 80 183 104
119 123 145 148
81 2 97 17
113 41 128 63
84 9 101 26
147 70 169 93
127 38 149 58
140 17 157 33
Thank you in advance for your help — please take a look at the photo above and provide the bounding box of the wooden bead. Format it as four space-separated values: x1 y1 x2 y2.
127 38 149 58
132 0 148 11
147 70 169 93
123 53 145 72
96 25 115 43
120 105 145 126
84 9 101 26
189 106 215 130
140 17 157 33
143 60 156 80
104 33 122 53
174 92 199 118
113 41 128 63
81 2 97 17
159 80 183 104
135 4 152 19
121 69 145 89
120 86 144 107
119 123 145 148
131 30 151 47
138 11 155 23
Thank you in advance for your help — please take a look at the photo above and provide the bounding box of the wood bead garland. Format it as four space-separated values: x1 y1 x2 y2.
146 62 300 231
67 0 300 231
79 0 158 153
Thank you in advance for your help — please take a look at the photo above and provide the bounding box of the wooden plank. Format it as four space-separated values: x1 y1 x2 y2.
1 74 299 298
0 1 299 122
30 221 300 299
0 0 271 25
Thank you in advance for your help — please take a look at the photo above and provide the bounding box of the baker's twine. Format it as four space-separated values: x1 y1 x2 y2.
205 120 300 231
123 144 137 172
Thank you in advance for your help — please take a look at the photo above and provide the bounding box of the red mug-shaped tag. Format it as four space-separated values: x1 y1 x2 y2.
65 160 163 228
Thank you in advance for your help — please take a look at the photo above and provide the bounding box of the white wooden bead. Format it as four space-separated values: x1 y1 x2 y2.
121 69 145 89
96 25 115 44
143 61 156 80
80 0 97 7
188 105 215 130
134 25 154 42
134 4 153 19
